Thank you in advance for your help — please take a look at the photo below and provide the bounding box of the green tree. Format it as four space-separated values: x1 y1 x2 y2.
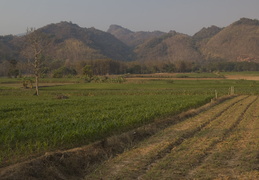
82 65 93 77
53 66 77 78
176 61 187 72
7 59 19 78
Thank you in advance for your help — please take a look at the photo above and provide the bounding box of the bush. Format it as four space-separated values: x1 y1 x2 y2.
84 75 126 83
53 67 77 78
22 77 34 89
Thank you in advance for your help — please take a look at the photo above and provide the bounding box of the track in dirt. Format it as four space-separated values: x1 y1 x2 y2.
85 95 259 180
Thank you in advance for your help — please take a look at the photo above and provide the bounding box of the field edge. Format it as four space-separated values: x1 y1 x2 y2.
0 95 235 180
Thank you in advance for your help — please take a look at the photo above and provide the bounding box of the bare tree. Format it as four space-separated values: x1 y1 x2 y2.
22 28 50 96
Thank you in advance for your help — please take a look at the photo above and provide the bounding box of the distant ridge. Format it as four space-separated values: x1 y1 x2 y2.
193 25 223 42
1 18 259 64
135 31 202 62
107 24 165 47
38 22 134 61
200 18 259 62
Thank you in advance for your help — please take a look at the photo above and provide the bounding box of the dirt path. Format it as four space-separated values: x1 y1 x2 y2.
225 75 259 81
85 95 259 179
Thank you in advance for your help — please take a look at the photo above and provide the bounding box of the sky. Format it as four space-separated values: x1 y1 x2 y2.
1 0 259 36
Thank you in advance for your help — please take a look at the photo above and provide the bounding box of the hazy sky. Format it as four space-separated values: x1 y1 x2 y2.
1 0 259 36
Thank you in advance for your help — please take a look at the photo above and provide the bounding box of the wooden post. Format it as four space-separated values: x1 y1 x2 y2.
232 86 234 95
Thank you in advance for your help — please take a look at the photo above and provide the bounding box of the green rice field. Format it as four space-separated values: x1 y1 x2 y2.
1 77 259 167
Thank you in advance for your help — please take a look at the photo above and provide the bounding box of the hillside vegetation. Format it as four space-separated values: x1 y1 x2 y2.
1 18 259 77
107 25 165 47
108 18 259 63
135 32 202 62
200 18 259 62
1 22 134 64
40 22 135 61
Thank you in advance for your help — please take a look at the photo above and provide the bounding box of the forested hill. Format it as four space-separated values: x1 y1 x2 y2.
192 25 223 42
0 35 21 62
134 31 202 62
107 25 165 47
199 18 259 62
1 18 259 67
38 22 134 61
0 22 135 64
130 18 259 63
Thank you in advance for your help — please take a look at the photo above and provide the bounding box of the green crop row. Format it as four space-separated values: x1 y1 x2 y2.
0 94 211 166
1 78 259 167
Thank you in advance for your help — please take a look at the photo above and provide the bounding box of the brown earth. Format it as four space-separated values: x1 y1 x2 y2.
1 95 258 179
225 75 259 81
126 73 259 81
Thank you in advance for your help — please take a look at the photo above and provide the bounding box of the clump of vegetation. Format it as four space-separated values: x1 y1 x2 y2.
22 77 34 89
175 73 225 78
250 81 257 87
84 75 126 84
53 66 77 78
55 94 69 99
7 59 20 78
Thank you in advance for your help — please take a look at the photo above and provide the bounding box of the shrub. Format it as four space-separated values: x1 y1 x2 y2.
53 67 77 78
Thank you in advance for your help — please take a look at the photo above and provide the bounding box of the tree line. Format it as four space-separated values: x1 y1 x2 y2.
1 58 259 78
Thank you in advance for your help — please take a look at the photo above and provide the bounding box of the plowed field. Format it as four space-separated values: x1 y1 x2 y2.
85 95 259 179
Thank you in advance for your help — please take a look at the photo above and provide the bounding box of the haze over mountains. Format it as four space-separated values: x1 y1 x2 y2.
1 17 259 65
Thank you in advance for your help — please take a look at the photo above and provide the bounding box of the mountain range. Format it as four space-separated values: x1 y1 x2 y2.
1 17 259 64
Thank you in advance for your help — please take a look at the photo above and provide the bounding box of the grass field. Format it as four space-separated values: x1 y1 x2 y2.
1 75 259 169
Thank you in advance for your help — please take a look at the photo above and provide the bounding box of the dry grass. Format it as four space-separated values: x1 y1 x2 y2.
85 96 254 179
143 96 258 179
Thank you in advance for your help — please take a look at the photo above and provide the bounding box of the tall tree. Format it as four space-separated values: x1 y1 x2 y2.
7 59 19 78
22 28 50 96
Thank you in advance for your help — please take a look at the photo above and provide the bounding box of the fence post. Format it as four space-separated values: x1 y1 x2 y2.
230 86 234 95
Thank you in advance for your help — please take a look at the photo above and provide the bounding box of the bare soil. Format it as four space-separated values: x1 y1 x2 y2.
225 75 259 81
1 95 259 180
126 73 259 81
